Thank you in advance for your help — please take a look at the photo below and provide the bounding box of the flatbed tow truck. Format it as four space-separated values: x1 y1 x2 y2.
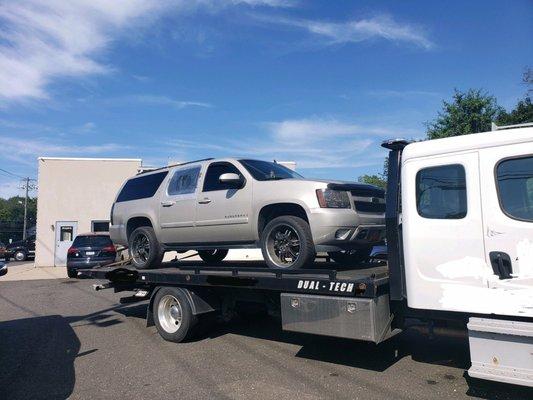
80 127 533 388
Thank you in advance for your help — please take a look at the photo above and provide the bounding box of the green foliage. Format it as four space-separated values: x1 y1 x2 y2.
496 97 533 125
358 174 387 189
358 158 389 190
426 89 504 139
0 196 37 244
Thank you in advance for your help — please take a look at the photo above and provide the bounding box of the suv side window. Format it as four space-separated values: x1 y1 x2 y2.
416 164 467 219
203 162 243 192
496 155 533 222
117 171 168 202
168 166 201 196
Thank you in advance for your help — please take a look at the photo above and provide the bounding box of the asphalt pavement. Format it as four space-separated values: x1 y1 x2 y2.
0 278 531 400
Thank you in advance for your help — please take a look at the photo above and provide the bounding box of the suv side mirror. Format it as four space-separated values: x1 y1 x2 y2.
219 173 243 188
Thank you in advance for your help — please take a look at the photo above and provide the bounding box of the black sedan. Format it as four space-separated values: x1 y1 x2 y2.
67 233 117 278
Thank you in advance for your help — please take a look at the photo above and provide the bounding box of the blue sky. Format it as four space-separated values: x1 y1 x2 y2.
0 0 531 198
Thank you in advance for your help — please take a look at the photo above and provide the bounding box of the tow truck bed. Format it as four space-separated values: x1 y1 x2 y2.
80 260 389 298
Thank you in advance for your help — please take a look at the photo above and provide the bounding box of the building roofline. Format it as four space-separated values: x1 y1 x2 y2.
38 157 142 162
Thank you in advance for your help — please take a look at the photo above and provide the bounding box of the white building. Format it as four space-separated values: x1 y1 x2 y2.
35 158 142 267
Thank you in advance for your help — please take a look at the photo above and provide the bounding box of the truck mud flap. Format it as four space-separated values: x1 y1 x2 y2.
468 317 533 387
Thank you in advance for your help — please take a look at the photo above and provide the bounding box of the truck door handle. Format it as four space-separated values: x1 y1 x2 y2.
161 201 175 207
198 198 211 204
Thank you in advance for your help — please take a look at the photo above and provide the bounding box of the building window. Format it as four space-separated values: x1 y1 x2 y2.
416 164 467 219
168 166 201 195
92 220 110 232
496 155 533 222
60 226 74 241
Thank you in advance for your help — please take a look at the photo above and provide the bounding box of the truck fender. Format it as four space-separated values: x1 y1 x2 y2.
146 286 220 327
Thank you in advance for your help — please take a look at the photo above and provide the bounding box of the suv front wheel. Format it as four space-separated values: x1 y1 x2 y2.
260 215 315 269
129 226 163 269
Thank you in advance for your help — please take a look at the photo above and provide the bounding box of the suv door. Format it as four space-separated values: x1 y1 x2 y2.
158 165 202 245
479 143 533 282
195 161 253 243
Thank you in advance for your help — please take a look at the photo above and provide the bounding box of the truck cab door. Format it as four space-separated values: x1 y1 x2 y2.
401 151 488 312
195 161 253 243
158 165 202 245
479 143 533 282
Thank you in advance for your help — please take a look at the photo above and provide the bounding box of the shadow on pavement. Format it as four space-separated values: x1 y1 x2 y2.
0 315 79 400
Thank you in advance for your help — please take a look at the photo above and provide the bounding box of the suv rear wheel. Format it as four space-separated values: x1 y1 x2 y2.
261 215 315 269
129 226 163 269
198 249 228 264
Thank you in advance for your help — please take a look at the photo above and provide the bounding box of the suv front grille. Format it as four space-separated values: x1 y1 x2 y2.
354 200 385 213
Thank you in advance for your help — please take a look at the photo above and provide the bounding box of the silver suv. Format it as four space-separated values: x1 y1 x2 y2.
110 158 385 269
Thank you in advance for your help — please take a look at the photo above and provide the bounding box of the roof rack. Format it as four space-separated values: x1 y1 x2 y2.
491 122 533 131
137 158 215 175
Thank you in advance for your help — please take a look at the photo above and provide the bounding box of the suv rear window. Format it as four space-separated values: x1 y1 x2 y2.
73 235 113 247
116 171 168 202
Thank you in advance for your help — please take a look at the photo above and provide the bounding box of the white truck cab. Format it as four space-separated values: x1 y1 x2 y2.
397 127 533 317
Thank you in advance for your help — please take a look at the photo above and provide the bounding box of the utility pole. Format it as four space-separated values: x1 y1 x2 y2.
22 177 29 240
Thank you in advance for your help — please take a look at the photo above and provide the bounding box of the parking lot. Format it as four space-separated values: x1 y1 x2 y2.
0 273 530 400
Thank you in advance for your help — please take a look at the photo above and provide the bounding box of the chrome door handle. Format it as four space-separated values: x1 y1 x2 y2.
161 201 175 207
198 198 211 204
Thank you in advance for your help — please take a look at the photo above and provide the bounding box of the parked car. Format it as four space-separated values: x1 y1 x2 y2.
0 261 7 277
4 235 36 261
67 233 117 278
110 158 385 270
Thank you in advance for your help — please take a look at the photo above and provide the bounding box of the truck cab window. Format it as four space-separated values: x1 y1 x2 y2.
203 162 243 192
496 155 533 222
168 166 201 195
416 164 467 219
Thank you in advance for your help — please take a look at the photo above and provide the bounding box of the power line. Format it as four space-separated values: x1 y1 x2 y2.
0 167 25 179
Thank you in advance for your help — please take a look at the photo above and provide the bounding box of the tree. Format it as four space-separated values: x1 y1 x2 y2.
496 96 533 125
426 89 503 139
0 196 37 244
358 158 388 190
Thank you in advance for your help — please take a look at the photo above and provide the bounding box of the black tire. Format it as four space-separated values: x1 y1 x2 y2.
67 268 78 278
260 215 315 269
153 287 197 343
14 250 27 262
328 248 372 266
128 226 163 270
198 249 229 264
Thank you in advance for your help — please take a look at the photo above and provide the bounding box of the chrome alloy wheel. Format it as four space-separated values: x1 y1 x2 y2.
131 232 150 265
266 224 301 268
157 295 183 333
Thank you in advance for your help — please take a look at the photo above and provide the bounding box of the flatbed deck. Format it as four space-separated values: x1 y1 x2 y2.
80 260 389 298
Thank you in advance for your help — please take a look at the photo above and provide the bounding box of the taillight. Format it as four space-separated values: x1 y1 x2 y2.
67 247 79 255
110 203 115 225
101 245 116 253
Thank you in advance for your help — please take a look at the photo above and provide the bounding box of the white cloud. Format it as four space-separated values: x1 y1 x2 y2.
255 14 434 49
113 95 212 109
0 0 289 104
0 179 24 199
0 136 128 166
367 89 440 99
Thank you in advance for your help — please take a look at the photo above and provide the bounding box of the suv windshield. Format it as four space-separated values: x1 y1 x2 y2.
73 235 113 248
239 159 303 181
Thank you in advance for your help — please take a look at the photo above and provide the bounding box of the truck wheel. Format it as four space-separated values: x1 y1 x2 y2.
14 250 27 261
198 249 228 264
128 226 163 269
328 248 372 266
261 215 315 269
153 287 197 343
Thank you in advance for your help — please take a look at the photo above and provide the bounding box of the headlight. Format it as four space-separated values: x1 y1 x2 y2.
316 189 351 208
